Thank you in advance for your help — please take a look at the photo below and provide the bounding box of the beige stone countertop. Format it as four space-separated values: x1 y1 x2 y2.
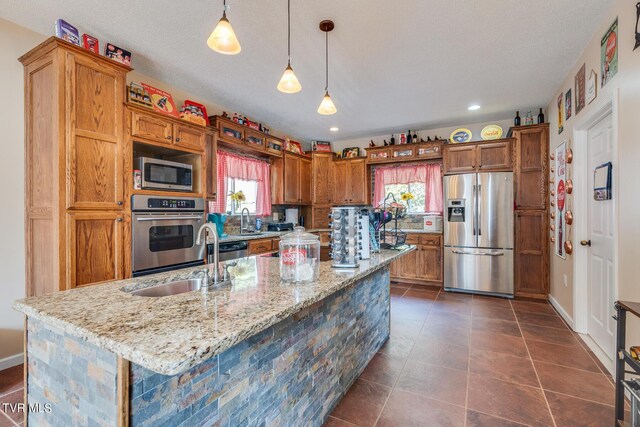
14 248 414 376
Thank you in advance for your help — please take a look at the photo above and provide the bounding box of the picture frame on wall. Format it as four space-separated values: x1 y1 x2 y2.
565 89 572 121
587 69 598 104
557 92 564 134
601 17 618 87
575 64 586 115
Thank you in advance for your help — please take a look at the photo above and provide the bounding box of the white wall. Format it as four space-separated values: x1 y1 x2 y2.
545 0 640 344
332 118 519 155
0 18 45 362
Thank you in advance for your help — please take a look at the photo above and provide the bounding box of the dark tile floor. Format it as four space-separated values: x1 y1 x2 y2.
0 364 24 427
0 284 617 427
325 283 617 427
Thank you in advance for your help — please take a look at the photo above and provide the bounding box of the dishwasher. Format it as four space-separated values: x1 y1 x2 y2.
208 241 249 263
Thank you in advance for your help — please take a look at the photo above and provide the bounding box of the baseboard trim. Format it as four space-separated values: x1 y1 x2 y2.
577 333 614 375
548 294 575 329
0 353 23 371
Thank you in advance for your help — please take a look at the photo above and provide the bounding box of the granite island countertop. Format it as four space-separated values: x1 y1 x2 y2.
14 248 414 375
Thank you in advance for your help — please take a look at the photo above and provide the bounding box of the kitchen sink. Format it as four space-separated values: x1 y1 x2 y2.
128 278 203 297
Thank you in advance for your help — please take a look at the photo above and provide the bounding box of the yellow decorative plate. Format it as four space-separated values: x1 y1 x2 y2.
449 128 472 143
481 125 503 140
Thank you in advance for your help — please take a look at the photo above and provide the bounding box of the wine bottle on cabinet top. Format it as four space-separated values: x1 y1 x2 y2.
407 130 412 144
413 130 418 142
538 108 545 124
514 111 521 126
390 134 395 145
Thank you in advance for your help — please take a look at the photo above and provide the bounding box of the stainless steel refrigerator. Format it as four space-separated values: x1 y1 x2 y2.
443 172 514 297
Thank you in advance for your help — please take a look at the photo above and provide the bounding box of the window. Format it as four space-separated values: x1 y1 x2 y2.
211 151 272 216
225 178 258 215
383 183 426 214
374 163 443 214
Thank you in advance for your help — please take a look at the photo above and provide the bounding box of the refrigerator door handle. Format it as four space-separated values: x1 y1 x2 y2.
451 250 505 257
472 184 477 236
477 184 482 236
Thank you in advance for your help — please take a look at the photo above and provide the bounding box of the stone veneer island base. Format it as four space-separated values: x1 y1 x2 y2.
17 251 411 426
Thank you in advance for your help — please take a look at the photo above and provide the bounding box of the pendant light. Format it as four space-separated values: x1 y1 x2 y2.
277 0 302 93
207 0 241 55
317 20 337 115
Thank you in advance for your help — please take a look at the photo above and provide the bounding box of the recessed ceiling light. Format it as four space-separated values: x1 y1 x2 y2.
468 104 481 111
330 127 339 132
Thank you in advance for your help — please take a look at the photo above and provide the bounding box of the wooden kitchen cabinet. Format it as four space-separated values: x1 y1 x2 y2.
390 234 443 286
514 210 548 298
443 144 477 174
130 108 205 150
67 211 124 288
443 139 513 174
248 237 280 255
173 123 206 150
512 124 549 299
514 125 548 210
131 109 173 143
205 132 217 201
332 158 366 205
282 152 312 205
311 152 333 205
21 38 130 295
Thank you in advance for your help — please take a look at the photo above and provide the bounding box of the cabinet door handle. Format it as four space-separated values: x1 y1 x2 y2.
116 218 123 222
166 135 172 140
117 201 123 206
175 137 181 142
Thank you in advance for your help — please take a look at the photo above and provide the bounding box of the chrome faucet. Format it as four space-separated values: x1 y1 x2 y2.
240 208 252 234
196 223 221 286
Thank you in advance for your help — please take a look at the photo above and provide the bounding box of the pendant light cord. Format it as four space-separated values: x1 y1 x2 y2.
287 0 291 63
325 31 329 91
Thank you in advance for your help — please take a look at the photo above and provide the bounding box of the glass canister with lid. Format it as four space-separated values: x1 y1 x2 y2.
279 226 320 283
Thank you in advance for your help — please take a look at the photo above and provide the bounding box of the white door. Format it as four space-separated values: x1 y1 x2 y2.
585 113 615 358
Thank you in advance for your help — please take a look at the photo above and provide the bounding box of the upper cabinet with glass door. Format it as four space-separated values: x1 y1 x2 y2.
213 116 283 158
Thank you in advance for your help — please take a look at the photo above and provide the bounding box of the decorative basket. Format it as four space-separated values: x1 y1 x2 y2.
380 229 407 248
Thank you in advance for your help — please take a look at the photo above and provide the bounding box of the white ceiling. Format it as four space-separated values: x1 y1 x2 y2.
1 0 611 141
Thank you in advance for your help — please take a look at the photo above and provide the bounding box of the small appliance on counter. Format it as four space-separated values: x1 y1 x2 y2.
207 213 227 238
285 208 299 225
279 227 320 283
267 222 294 232
329 207 362 268
423 214 443 233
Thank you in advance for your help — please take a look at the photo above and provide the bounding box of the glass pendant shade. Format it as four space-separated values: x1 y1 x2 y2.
317 91 337 115
277 63 302 93
207 13 241 55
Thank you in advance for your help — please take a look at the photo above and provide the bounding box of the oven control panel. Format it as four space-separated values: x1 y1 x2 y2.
131 195 205 212
147 198 196 209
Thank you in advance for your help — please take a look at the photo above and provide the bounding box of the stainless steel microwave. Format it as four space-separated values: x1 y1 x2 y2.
135 157 193 192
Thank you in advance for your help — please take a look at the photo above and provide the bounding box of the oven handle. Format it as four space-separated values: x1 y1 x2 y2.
135 216 203 222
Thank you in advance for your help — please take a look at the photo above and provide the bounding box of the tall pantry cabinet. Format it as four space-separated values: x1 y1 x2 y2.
20 37 129 296
513 124 549 299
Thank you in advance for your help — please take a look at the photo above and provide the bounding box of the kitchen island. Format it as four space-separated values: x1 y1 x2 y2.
14 248 414 426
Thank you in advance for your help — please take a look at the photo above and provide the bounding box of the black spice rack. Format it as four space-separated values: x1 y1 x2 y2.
615 300 640 426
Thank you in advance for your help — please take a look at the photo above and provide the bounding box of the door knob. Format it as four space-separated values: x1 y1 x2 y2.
580 240 591 247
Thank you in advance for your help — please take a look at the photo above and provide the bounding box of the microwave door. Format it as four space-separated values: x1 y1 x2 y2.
477 172 514 249
444 174 477 248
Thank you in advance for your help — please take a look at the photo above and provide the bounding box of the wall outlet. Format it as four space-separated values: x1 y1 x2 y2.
563 274 568 287
273 213 279 221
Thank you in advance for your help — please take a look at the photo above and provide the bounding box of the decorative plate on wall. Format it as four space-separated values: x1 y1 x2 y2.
449 128 472 143
480 125 503 140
